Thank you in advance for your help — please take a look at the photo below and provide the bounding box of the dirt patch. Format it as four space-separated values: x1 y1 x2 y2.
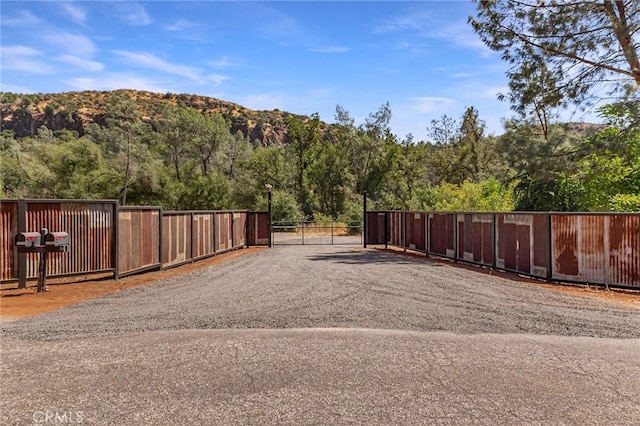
0 248 265 321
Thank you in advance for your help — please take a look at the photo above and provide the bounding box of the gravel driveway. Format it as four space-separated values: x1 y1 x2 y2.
2 245 639 424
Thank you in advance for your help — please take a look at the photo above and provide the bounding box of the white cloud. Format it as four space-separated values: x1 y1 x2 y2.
0 45 56 74
409 96 457 113
1 45 41 56
165 19 194 31
237 2 303 45
44 32 96 57
208 56 240 69
374 16 421 34
206 74 230 86
307 46 351 53
116 2 152 26
1 10 41 26
61 2 87 25
57 55 104 72
373 7 494 58
434 22 493 58
111 50 203 82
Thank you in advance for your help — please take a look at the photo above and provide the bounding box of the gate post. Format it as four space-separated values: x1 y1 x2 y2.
113 201 120 280
266 185 273 247
363 191 367 248
17 200 27 289
546 213 553 281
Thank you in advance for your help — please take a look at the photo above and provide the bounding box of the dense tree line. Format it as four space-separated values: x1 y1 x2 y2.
1 91 637 220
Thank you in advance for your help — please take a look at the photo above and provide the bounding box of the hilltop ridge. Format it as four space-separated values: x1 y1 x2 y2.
0 89 302 146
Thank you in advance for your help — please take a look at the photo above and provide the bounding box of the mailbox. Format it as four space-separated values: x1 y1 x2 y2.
44 232 69 247
15 232 41 247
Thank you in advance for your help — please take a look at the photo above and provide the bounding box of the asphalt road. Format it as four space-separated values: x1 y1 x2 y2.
2 245 639 425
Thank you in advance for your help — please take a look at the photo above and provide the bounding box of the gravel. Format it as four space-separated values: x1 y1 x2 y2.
2 245 639 425
2 245 639 341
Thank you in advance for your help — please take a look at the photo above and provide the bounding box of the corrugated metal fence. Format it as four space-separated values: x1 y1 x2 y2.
0 199 270 285
366 211 640 290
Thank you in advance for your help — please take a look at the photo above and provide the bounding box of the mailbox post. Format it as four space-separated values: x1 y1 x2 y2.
14 228 69 292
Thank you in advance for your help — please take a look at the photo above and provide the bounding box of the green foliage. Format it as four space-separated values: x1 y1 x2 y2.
609 194 640 212
555 94 640 212
179 172 231 210
415 179 516 212
271 190 304 224
426 107 505 186
470 1 639 213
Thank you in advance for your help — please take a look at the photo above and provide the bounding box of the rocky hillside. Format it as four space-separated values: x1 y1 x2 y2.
0 90 302 146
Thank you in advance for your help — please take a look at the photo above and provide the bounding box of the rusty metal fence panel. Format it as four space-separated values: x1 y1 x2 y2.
1 200 258 284
551 213 639 287
457 213 494 267
406 212 427 252
365 212 386 245
192 212 216 260
28 201 116 279
162 212 192 268
495 213 549 279
248 212 270 246
214 212 232 253
0 201 18 281
429 213 456 259
233 212 247 249
387 212 404 248
118 206 161 277
366 210 638 289
0 200 117 283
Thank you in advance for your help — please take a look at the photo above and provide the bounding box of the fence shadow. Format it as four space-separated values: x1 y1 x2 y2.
306 248 442 266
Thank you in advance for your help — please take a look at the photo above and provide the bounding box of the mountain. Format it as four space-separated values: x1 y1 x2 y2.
0 90 305 146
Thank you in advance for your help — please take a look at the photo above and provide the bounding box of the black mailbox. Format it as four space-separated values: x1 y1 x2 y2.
45 232 69 247
15 232 42 247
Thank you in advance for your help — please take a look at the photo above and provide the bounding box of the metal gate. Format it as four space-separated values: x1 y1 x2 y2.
272 220 363 245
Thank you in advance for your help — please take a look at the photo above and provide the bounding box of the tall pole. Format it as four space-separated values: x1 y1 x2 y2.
17 200 27 289
266 185 273 248
363 191 367 248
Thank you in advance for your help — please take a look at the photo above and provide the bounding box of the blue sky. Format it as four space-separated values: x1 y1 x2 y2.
3 1 527 140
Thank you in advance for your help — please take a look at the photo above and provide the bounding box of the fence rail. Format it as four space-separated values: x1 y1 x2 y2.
366 211 640 290
271 220 363 245
0 199 270 285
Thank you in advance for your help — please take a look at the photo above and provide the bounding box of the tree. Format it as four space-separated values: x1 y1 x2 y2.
98 93 148 205
499 120 582 210
334 103 395 199
426 107 501 185
222 130 252 180
179 171 231 210
285 113 321 218
158 106 228 184
307 140 351 218
559 96 640 211
470 0 640 110
1 126 115 199
414 179 516 212
0 130 30 197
